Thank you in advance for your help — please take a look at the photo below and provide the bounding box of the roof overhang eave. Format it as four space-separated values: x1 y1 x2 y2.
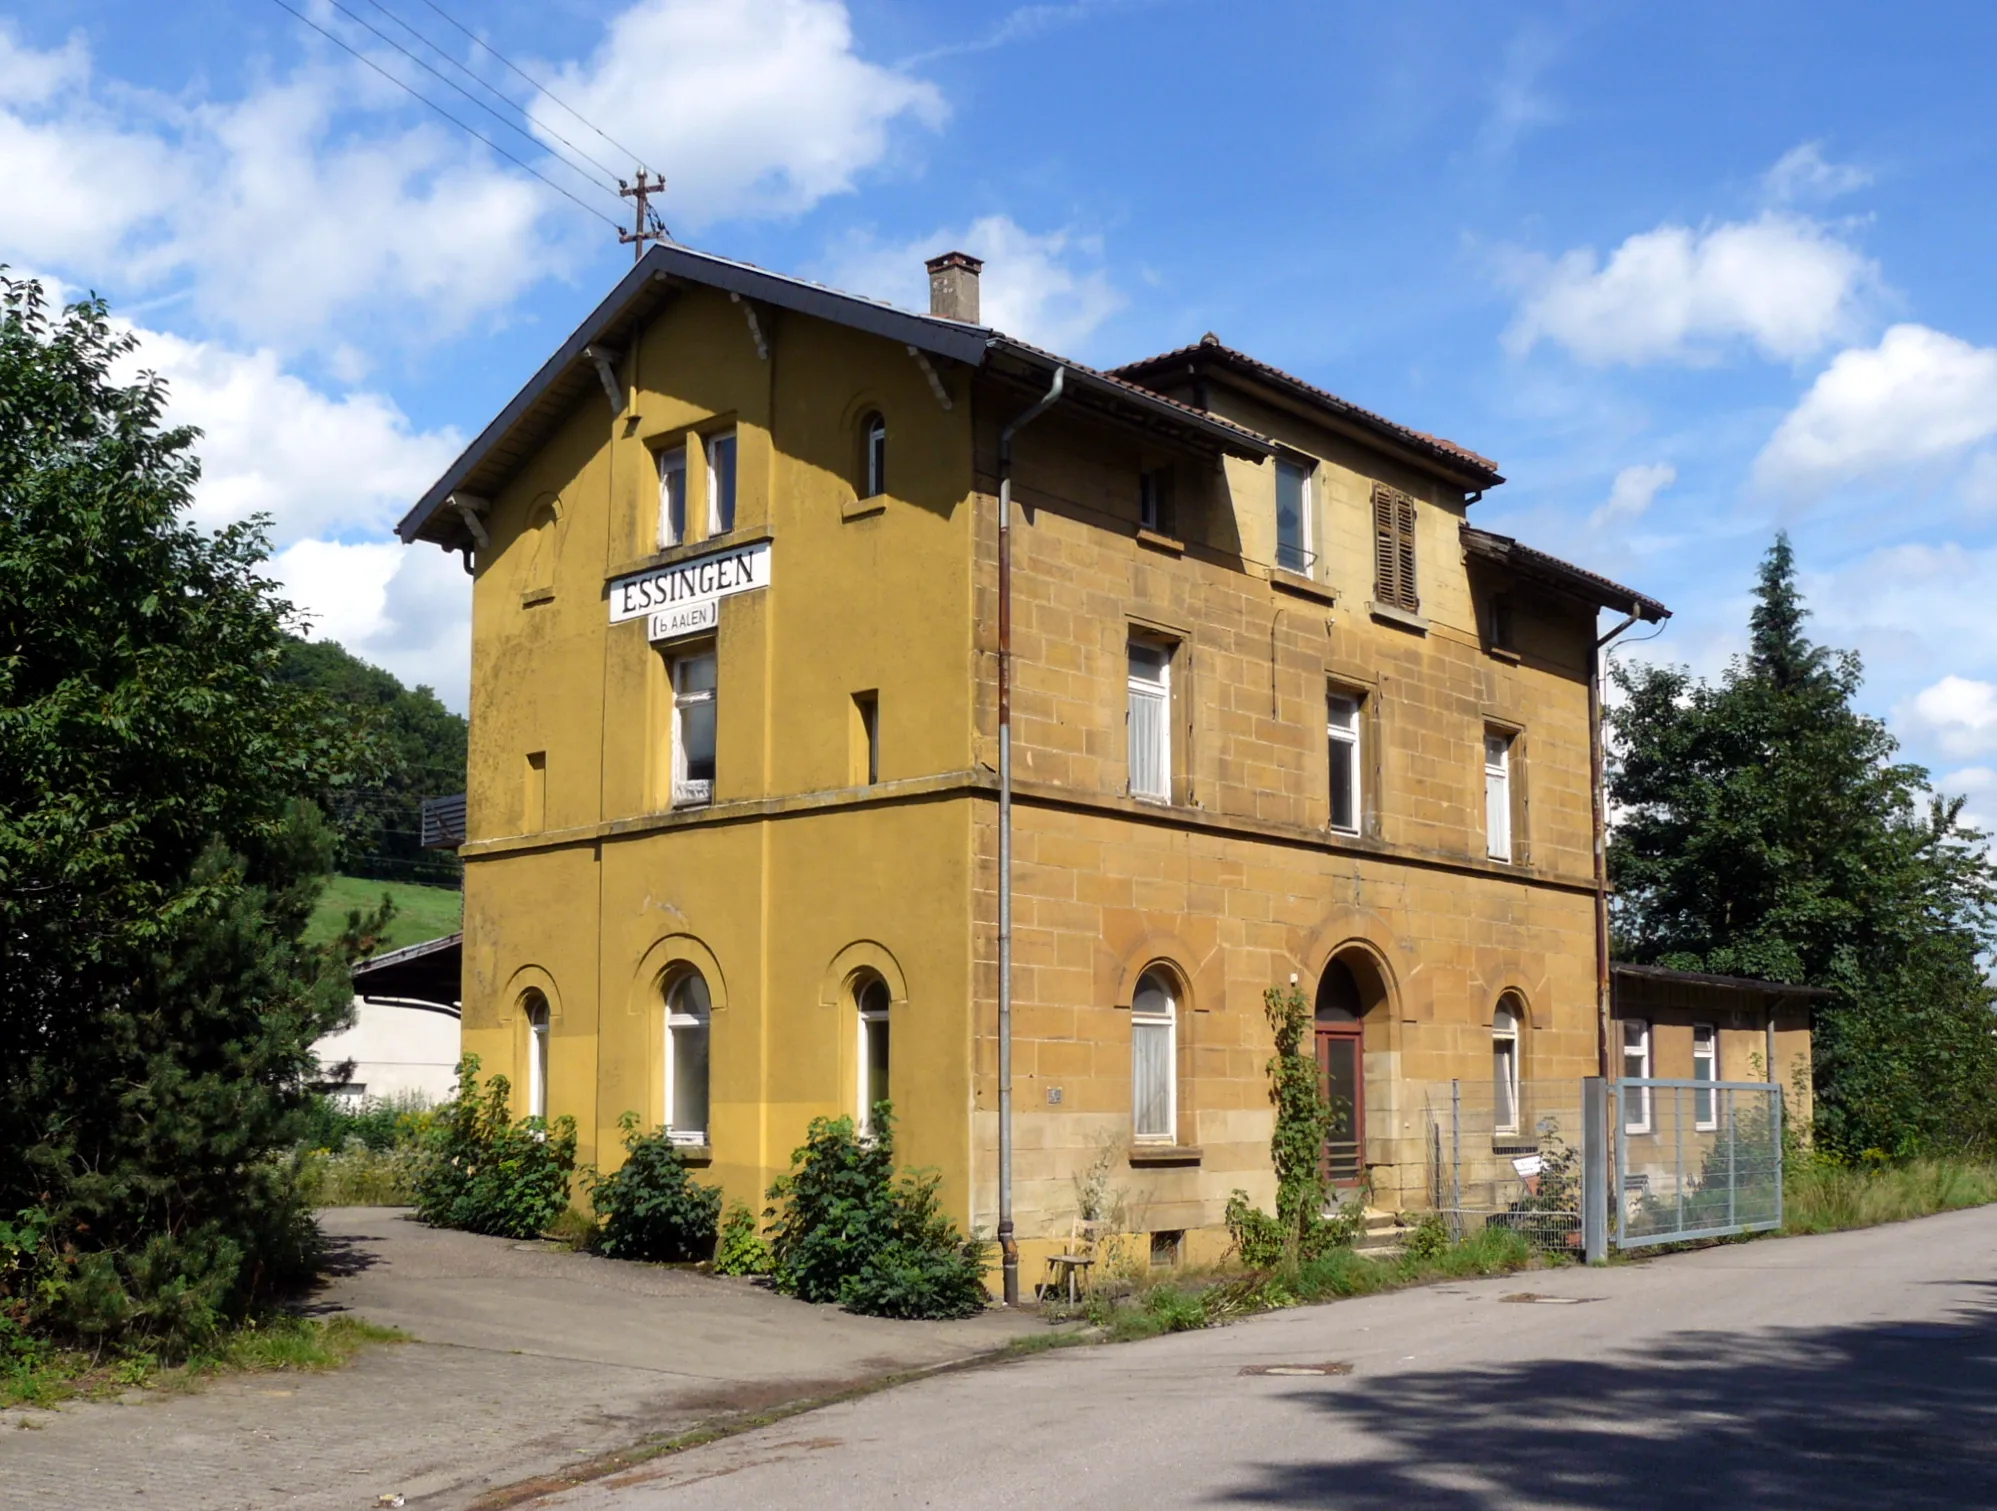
986 338 1275 461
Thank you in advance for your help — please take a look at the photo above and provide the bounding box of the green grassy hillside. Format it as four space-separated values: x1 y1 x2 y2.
308 874 463 953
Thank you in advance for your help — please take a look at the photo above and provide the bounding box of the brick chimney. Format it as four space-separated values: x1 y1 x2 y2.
926 250 983 323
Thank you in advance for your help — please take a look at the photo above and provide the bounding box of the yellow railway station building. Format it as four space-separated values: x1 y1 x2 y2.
396 242 1733 1284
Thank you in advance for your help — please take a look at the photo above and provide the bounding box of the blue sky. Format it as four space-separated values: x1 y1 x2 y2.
7 0 1997 817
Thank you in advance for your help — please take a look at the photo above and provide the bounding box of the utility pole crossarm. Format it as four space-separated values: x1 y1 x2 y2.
618 170 670 261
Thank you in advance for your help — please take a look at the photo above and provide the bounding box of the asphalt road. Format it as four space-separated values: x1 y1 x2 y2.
540 1204 1997 1511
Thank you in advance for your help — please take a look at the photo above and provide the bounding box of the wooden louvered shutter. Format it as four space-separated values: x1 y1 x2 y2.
1394 494 1419 612
1373 485 1399 605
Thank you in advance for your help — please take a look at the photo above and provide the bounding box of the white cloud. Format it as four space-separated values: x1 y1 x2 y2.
1590 462 1676 529
820 214 1125 353
539 0 945 230
1755 324 1997 493
1765 141 1871 204
1901 675 1997 761
1506 213 1872 365
0 26 582 352
118 326 461 546
277 540 471 711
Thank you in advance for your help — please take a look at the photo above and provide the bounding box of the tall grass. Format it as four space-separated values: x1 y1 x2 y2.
1784 1156 1997 1234
1074 1226 1535 1342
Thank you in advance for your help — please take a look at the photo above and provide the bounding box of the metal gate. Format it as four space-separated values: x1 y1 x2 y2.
1614 1078 1783 1249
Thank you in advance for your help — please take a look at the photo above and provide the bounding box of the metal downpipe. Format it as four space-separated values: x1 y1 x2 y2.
996 367 1064 1306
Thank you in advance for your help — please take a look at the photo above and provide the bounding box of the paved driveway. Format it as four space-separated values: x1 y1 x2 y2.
0 1207 1043 1511
542 1204 1997 1510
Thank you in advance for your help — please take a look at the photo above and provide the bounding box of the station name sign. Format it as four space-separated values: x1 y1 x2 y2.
609 540 771 642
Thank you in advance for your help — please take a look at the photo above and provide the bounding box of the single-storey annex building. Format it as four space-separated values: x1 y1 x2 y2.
399 242 1693 1280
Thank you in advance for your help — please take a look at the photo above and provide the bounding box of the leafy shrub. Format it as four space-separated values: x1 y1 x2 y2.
590 1113 722 1262
712 1203 773 1276
764 1103 989 1319
414 1057 577 1239
297 1091 432 1155
1401 1212 1451 1262
1223 1192 1288 1268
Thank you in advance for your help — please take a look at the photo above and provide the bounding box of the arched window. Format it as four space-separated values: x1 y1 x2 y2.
524 991 550 1120
666 972 712 1145
860 412 887 499
1131 969 1177 1142
857 975 891 1134
1493 997 1522 1135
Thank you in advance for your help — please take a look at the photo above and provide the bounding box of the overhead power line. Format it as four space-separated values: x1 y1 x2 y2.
265 0 623 231
411 0 650 169
312 0 624 205
355 0 630 191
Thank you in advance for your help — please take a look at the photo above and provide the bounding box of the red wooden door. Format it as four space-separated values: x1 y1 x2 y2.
1316 1025 1365 1186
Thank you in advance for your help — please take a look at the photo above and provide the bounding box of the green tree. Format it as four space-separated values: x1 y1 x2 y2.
0 275 373 1352
1608 534 1997 1156
277 636 466 886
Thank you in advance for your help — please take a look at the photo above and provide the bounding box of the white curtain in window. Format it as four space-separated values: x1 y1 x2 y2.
1328 693 1361 833
667 974 711 1144
1493 1005 1520 1132
1128 643 1170 801
527 997 550 1120
1131 971 1176 1140
1484 732 1512 861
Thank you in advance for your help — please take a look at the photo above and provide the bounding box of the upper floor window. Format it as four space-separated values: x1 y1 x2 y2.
673 649 717 807
1275 457 1312 573
1493 999 1522 1134
1127 638 1173 803
1484 729 1513 862
862 412 887 499
1131 969 1177 1142
1328 692 1362 835
1139 468 1172 535
1623 1019 1652 1134
658 446 688 548
707 430 738 535
1373 483 1419 613
1693 1023 1718 1130
857 975 891 1135
666 973 711 1146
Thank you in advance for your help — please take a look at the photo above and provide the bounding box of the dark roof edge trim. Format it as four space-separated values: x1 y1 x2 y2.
1460 525 1669 622
1611 961 1831 998
398 244 994 545
986 338 1275 460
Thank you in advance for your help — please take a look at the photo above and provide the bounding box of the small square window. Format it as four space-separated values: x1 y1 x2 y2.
1149 1230 1183 1268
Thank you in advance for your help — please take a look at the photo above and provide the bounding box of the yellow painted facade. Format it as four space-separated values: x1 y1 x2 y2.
419 248 1686 1285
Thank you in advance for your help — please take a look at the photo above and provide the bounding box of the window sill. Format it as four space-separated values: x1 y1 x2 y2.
605 526 774 583
842 495 887 522
1128 1144 1202 1168
1271 569 1336 606
673 1144 714 1166
1368 600 1428 634
1486 643 1522 664
520 585 555 608
1136 527 1184 556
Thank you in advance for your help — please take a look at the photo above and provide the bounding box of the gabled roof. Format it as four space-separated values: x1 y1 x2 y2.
1460 525 1669 622
1108 334 1505 491
398 244 1271 549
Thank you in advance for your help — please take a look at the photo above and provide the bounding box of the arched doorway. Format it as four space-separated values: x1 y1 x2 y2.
1315 959 1367 1187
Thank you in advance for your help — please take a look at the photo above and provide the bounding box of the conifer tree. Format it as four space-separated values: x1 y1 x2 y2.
0 276 377 1350
1609 534 1997 1156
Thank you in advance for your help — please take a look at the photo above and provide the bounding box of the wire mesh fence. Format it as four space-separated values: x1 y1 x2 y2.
1615 1079 1783 1248
1421 1079 1588 1256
